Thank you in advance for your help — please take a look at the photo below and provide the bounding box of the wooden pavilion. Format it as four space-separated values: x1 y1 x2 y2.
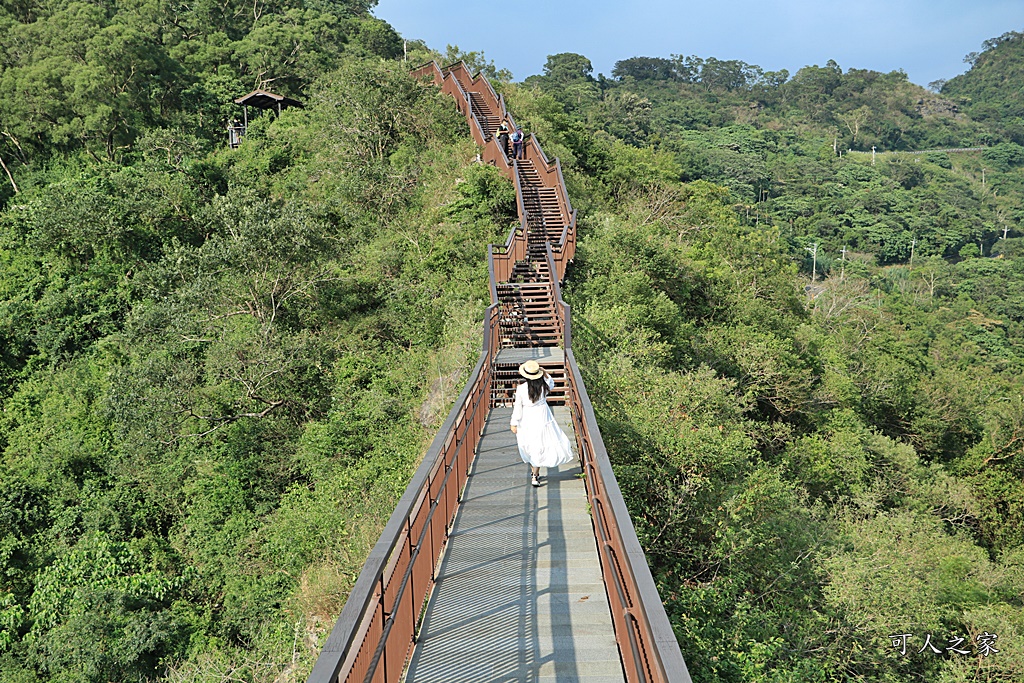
228 89 304 148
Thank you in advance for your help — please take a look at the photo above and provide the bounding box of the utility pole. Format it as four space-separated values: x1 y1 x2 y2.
403 40 408 62
872 146 877 165
805 243 819 283
982 167 986 189
840 245 848 280
909 237 917 271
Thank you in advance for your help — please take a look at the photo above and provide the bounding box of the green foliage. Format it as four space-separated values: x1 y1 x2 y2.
822 510 1023 681
524 53 601 113
28 532 185 632
21 532 189 682
442 44 511 82
515 38 1021 265
5 13 1024 683
943 31 1024 140
0 592 26 652
446 163 517 224
547 42 1024 671
983 141 1024 170
924 151 952 167
0 27 505 678
0 0 382 164
567 169 1024 678
612 56 675 81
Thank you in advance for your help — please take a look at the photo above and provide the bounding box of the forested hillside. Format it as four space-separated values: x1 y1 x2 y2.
497 35 1024 682
0 2 516 680
942 30 1024 141
1 2 1023 681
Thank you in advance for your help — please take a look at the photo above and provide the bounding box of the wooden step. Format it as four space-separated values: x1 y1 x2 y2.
491 363 568 407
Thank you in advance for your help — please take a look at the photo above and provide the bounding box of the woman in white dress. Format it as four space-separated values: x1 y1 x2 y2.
509 360 574 487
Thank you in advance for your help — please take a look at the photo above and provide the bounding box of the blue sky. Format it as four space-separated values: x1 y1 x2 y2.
373 0 1024 88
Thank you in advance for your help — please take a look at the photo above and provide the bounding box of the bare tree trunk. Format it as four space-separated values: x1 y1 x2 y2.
0 153 18 194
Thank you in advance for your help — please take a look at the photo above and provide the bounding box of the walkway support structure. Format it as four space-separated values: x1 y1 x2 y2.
307 61 691 683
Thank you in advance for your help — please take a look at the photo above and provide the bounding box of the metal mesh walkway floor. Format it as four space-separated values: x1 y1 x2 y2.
403 406 626 682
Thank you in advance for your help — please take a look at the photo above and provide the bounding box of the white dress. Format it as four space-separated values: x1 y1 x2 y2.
509 376 574 468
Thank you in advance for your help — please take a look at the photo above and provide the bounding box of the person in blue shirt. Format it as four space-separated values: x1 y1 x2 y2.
511 127 525 160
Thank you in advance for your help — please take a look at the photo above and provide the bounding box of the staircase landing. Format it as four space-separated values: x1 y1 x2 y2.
495 347 565 366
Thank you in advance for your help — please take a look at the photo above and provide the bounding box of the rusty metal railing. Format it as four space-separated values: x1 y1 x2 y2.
563 347 693 683
547 245 692 683
546 243 568 347
490 225 528 287
527 132 575 227
307 304 502 683
412 61 492 152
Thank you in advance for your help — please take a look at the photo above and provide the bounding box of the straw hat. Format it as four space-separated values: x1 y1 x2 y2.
518 360 544 380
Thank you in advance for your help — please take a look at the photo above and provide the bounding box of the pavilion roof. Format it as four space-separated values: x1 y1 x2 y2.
233 89 304 110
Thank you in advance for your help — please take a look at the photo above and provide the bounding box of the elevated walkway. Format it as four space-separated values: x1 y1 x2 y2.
405 408 625 682
307 61 691 683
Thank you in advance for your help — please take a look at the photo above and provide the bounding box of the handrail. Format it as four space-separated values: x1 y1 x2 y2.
563 348 692 683
512 159 529 246
412 61 491 148
504 222 521 252
488 248 499 305
486 137 513 172
494 160 526 270
307 305 501 683
444 61 474 91
424 61 518 177
520 133 572 228
498 93 516 131
529 132 553 169
448 62 509 147
554 157 576 220
545 243 570 349
408 61 441 83
447 73 487 147
481 74 503 109
545 243 561 343
547 233 685 680
559 209 576 252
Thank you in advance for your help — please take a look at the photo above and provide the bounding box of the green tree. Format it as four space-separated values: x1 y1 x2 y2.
532 53 601 111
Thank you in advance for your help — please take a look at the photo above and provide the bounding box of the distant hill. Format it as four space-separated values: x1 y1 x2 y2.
942 30 1024 142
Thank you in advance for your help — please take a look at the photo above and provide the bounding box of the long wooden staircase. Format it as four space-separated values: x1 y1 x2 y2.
307 61 692 683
